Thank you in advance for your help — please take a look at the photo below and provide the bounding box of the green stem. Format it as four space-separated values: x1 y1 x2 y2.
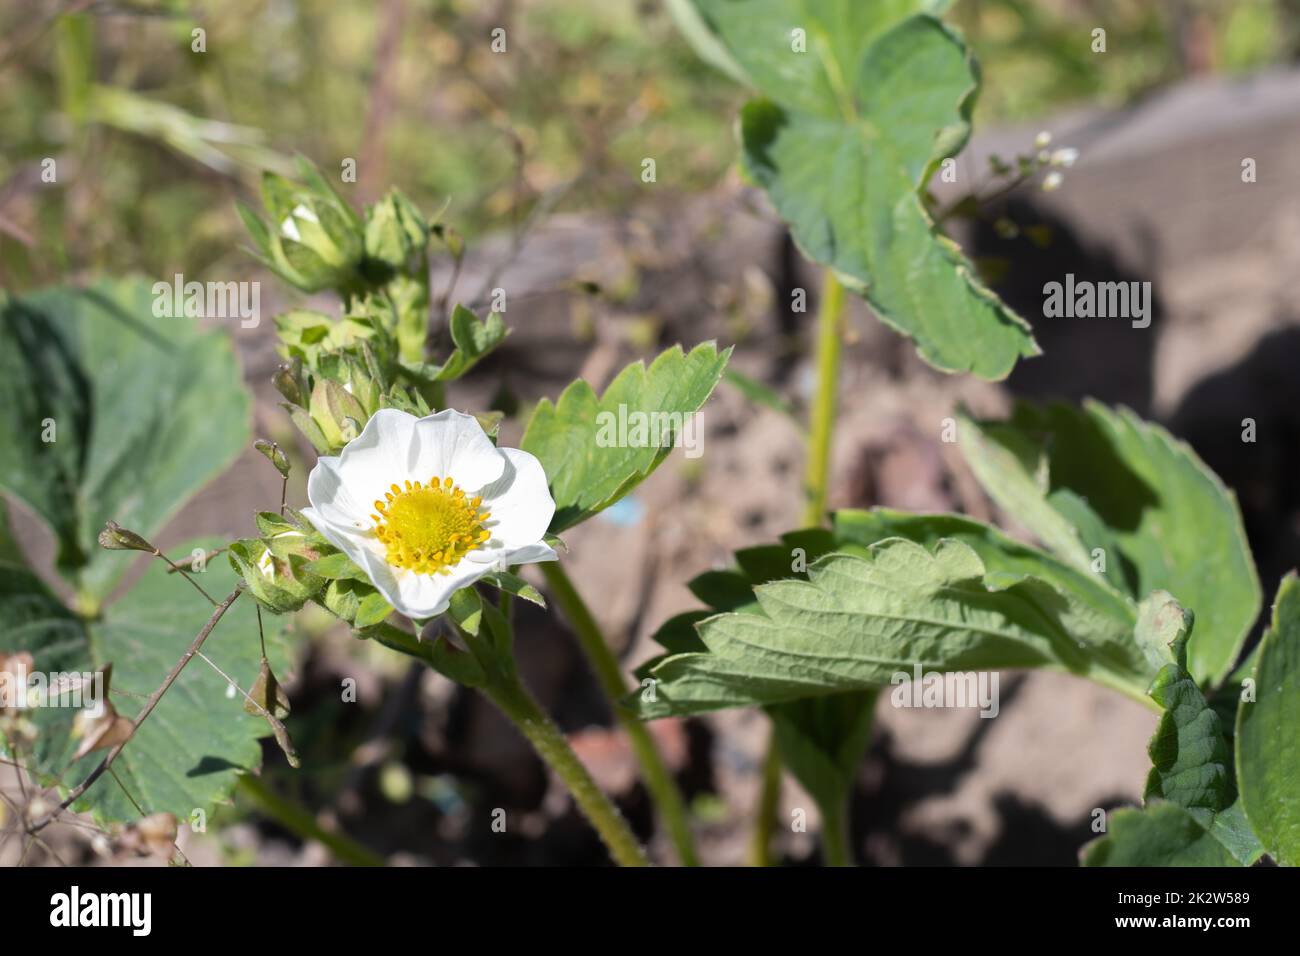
749 268 848 866
484 673 650 867
237 774 384 867
540 560 700 866
820 796 852 867
804 268 845 528
365 619 649 867
747 733 782 866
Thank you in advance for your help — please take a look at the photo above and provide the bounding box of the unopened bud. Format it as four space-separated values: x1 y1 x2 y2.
254 439 291 478
98 521 153 553
273 363 304 406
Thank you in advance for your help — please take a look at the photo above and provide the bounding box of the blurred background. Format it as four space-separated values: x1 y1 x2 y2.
3 0 1300 865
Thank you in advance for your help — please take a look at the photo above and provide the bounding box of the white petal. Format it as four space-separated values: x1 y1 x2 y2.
475 447 556 553
382 558 493 620
410 409 505 491
304 457 374 530
301 508 385 567
331 408 423 513
310 529 462 621
257 546 277 580
501 541 559 566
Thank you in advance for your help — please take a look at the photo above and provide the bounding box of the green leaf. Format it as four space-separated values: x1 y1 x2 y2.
636 537 1148 718
959 400 1261 686
687 0 955 116
430 305 508 382
320 577 380 624
1203 801 1268 866
1082 803 1242 867
1236 573 1300 866
0 527 287 826
1135 590 1191 673
353 591 394 629
637 520 877 842
683 3 1035 379
831 508 1147 681
481 571 546 608
521 342 731 533
441 588 514 683
0 278 250 604
1143 643 1235 830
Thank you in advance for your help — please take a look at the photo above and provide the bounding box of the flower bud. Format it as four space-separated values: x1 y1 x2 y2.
239 159 366 295
253 439 291 478
273 361 306 407
98 521 153 553
364 188 430 276
228 538 323 613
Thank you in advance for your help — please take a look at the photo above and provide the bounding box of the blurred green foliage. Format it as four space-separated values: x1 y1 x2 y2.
0 0 738 289
0 0 1291 293
952 0 1297 120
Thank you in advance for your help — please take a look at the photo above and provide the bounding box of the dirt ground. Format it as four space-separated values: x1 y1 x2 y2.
9 67 1300 866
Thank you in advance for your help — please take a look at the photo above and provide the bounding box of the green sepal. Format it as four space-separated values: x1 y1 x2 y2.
307 551 370 582
227 538 322 613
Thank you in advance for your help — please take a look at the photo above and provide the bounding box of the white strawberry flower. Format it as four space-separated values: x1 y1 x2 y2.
302 408 558 619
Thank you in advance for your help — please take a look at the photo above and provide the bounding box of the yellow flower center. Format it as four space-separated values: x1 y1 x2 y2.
371 477 491 575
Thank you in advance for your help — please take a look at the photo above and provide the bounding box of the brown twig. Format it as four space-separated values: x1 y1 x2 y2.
151 548 219 606
166 547 227 574
26 586 244 834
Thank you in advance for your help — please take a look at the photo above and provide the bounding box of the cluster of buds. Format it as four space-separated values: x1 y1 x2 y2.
237 162 456 455
232 160 506 620
238 159 444 362
272 333 432 456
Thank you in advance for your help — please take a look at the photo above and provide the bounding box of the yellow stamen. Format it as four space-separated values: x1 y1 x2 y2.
372 475 491 576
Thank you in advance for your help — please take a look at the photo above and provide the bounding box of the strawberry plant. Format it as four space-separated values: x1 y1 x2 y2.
0 0 1293 873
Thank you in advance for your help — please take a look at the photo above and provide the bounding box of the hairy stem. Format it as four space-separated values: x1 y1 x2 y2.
366 619 649 867
749 268 848 866
803 268 845 527
540 560 699 866
484 673 649 867
747 733 782 866
820 795 852 867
